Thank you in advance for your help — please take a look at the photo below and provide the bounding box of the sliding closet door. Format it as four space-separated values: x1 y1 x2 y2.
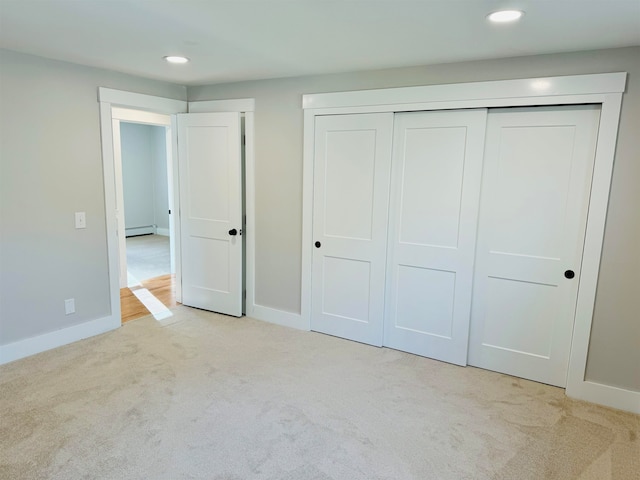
311 113 393 346
468 106 600 387
384 110 487 365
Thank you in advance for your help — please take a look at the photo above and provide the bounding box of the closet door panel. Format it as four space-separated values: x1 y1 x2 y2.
311 113 394 347
323 129 376 240
468 105 601 388
394 266 456 338
398 126 467 248
384 109 487 365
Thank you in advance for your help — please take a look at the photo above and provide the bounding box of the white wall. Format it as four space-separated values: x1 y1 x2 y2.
0 49 185 346
188 47 640 393
120 122 169 235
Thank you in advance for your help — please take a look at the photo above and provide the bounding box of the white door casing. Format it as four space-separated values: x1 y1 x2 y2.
177 112 243 317
111 119 127 288
384 109 487 365
468 105 601 387
311 113 394 346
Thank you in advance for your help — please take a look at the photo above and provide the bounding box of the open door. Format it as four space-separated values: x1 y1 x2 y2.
177 112 243 317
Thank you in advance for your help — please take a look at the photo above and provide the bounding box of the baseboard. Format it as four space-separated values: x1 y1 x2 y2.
0 315 120 365
125 226 154 236
567 379 640 414
156 228 170 236
248 304 305 330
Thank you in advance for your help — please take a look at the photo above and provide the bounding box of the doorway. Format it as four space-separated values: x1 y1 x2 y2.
99 90 257 328
111 109 177 323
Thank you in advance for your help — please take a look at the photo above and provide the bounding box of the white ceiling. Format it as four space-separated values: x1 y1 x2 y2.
1 0 639 86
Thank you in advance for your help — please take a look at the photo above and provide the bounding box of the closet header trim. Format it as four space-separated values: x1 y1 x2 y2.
302 72 626 111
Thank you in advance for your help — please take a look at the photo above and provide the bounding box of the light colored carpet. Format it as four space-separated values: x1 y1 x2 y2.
1 306 638 480
126 234 170 284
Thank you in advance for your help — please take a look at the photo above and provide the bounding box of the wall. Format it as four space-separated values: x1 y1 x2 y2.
0 49 185 346
188 47 640 392
152 126 169 233
121 122 154 233
120 122 169 235
0 46 637 393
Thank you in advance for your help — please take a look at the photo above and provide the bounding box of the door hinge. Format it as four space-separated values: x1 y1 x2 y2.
243 290 247 300
242 135 246 146
168 209 171 215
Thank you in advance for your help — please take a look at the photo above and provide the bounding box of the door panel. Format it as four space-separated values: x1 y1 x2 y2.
324 130 377 240
394 266 456 338
384 110 487 365
178 112 242 316
311 113 394 346
398 126 467 248
468 105 601 387
322 256 372 322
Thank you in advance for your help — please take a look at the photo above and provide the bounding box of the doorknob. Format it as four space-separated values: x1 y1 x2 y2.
229 228 238 236
564 270 575 279
315 241 321 248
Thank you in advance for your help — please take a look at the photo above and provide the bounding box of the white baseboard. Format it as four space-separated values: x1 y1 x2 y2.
0 315 120 365
567 380 640 414
125 226 154 236
156 228 170 236
248 304 305 330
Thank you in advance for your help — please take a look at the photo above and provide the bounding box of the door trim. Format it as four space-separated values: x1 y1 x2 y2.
301 73 638 413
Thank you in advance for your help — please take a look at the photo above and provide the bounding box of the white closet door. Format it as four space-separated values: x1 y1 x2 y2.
468 106 600 387
384 110 487 365
177 112 243 317
311 113 394 346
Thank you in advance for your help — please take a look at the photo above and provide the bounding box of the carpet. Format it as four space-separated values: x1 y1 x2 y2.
1 306 638 479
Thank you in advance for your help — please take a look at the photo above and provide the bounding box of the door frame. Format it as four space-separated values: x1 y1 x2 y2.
301 72 638 413
98 89 256 322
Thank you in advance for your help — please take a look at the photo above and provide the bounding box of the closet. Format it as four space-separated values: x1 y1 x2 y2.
310 105 600 387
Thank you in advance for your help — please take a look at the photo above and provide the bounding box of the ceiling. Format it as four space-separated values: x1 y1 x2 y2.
1 0 639 86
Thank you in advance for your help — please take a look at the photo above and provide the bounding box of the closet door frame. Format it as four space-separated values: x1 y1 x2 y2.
301 72 634 413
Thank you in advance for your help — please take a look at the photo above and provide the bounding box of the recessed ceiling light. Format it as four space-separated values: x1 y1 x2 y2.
163 56 190 64
487 10 524 23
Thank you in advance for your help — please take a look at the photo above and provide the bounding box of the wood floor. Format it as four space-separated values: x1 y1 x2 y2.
120 274 178 324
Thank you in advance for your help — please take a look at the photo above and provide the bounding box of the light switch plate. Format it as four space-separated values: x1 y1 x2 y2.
75 212 86 229
65 298 75 315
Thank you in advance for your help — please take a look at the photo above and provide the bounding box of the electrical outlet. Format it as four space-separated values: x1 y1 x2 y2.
65 298 75 315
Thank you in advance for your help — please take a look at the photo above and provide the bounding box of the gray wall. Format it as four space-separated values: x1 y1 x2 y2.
0 46 637 393
152 126 169 232
188 47 640 392
0 49 185 344
120 122 169 234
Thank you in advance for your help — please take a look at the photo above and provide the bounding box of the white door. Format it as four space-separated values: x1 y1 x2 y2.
311 113 394 346
468 105 600 387
383 110 487 365
177 112 243 317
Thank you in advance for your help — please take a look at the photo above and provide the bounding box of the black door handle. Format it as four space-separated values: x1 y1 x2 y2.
315 241 321 248
229 228 238 236
564 270 575 279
